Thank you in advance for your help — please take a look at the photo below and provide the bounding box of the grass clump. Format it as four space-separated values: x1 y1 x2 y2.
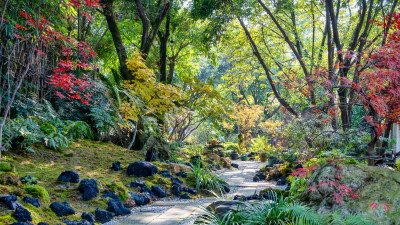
188 161 228 194
0 163 13 172
23 185 50 203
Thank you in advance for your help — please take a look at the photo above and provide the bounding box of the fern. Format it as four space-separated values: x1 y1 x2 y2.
66 120 93 140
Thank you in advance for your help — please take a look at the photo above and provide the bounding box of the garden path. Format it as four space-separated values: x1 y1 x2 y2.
111 160 283 225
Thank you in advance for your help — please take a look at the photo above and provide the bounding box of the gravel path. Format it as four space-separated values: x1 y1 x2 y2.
112 160 281 225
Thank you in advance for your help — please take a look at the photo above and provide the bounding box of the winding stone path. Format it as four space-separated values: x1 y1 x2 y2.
112 160 283 225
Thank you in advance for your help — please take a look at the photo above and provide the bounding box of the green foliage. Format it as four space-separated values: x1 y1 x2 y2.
288 176 308 199
0 162 13 172
323 211 374 225
188 161 228 194
23 185 50 203
251 135 269 152
109 182 130 201
65 121 94 140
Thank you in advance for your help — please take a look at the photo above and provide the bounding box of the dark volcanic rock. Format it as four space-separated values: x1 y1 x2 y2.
129 193 150 206
255 172 266 180
13 206 32 222
0 195 23 210
253 176 260 182
159 170 173 178
216 164 221 170
95 208 114 223
231 163 239 169
176 171 187 178
185 162 194 168
37 223 49 225
111 161 122 171
57 171 79 183
180 193 191 199
233 195 245 201
171 183 182 196
151 185 166 198
206 200 246 219
140 186 155 198
78 179 99 201
277 178 287 186
222 183 230 193
295 164 303 169
182 187 197 196
130 180 147 188
171 177 183 184
23 196 40 208
107 199 131 216
50 202 75 217
127 161 158 177
230 152 239 160
81 212 95 225
11 223 34 225
102 190 119 200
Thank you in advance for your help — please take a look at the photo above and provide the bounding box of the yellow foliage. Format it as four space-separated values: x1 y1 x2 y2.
121 53 181 121
229 104 263 147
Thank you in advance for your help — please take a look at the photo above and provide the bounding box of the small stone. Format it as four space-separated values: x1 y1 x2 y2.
253 176 260 182
81 212 95 225
176 171 187 178
256 172 266 180
23 197 40 208
107 199 131 216
127 161 158 177
130 180 147 188
111 162 122 171
37 223 49 225
57 171 79 183
159 170 173 178
180 193 191 199
171 177 183 184
102 190 119 200
95 208 114 223
184 162 194 168
11 223 34 225
171 183 182 196
151 185 166 198
50 202 75 217
62 220 91 225
129 193 150 206
182 187 197 196
140 186 155 198
222 183 230 193
231 163 239 169
78 179 99 201
13 206 32 222
277 178 287 186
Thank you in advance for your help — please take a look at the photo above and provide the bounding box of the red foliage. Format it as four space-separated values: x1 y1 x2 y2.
290 164 317 178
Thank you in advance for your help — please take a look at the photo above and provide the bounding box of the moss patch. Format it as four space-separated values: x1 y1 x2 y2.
0 162 13 172
23 185 50 203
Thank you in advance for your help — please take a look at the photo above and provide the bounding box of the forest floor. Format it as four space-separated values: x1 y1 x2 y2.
113 160 285 225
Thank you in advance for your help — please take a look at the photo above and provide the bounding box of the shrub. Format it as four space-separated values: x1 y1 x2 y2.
0 163 13 172
23 185 50 203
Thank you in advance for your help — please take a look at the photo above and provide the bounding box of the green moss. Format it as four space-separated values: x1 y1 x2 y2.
109 182 130 201
0 163 13 172
23 185 50 203
64 152 74 157
0 213 16 225
0 173 19 185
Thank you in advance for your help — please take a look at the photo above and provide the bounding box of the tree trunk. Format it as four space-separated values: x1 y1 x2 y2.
102 0 133 80
158 15 170 82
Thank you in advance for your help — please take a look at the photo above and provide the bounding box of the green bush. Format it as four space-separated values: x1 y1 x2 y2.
0 163 13 172
23 185 50 203
188 161 228 194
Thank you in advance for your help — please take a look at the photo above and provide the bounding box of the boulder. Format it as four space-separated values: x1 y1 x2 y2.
102 190 119 200
230 152 239 160
232 163 239 169
182 187 197 196
171 177 183 184
78 179 99 201
180 193 191 199
95 208 114 223
140 135 171 160
299 164 400 224
111 162 122 171
127 161 158 177
176 171 187 178
62 220 91 225
81 212 95 225
23 196 40 208
168 163 192 174
172 183 182 196
50 202 75 217
13 206 32 222
151 185 166 198
206 201 246 219
220 157 231 168
129 193 150 206
0 195 23 210
130 180 147 188
107 199 131 216
209 154 220 161
159 170 173 178
57 171 79 183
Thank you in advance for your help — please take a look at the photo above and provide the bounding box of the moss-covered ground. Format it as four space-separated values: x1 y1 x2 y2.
0 139 181 225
